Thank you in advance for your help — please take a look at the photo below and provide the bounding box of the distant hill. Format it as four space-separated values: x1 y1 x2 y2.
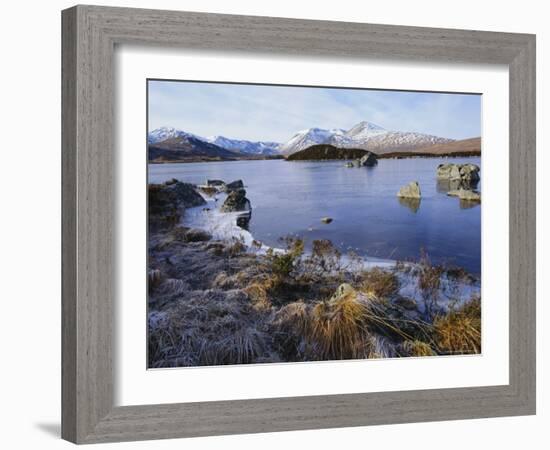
286 144 369 161
207 135 280 155
147 125 472 162
148 135 241 163
147 127 280 161
379 137 481 159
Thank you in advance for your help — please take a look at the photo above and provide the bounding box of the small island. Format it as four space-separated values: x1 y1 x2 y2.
286 144 371 161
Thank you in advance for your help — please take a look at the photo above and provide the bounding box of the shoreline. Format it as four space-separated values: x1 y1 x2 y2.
147 176 481 368
148 153 481 165
148 218 481 368
181 202 480 306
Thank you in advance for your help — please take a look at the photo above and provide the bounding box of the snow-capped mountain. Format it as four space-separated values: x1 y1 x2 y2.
147 126 202 144
147 127 241 161
148 121 454 159
148 127 280 155
206 136 280 155
342 121 387 142
278 128 347 154
280 121 453 155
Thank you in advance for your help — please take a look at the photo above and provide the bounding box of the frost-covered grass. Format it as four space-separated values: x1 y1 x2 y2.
148 229 481 367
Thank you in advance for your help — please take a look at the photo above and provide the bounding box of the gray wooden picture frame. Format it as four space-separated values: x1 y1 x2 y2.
62 5 536 444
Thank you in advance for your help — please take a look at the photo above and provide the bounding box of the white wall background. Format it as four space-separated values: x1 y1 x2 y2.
0 0 546 448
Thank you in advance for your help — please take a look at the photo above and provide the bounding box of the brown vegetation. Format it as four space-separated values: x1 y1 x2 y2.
148 230 481 367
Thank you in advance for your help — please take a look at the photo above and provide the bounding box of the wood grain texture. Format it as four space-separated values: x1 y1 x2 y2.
61 5 536 444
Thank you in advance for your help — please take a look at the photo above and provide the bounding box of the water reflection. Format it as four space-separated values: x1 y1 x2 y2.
398 196 421 213
436 178 479 194
459 199 481 210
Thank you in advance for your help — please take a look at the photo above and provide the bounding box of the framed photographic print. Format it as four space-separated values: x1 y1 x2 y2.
62 5 536 444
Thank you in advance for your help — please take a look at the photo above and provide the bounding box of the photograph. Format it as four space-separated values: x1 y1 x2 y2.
146 79 482 368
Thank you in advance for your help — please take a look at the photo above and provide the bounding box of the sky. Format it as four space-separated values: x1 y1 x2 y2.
148 80 481 143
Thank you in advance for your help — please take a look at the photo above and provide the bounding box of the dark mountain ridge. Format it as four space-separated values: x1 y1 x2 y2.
286 144 371 161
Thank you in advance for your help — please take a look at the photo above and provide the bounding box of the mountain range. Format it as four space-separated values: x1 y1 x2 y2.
147 122 469 162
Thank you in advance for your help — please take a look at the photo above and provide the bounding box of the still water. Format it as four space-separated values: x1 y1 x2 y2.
149 157 481 274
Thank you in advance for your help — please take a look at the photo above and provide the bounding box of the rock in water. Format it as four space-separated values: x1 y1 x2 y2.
344 162 354 168
397 181 421 199
148 181 206 229
359 152 378 167
221 188 251 213
437 163 480 188
225 179 244 191
321 217 333 224
459 164 480 183
447 188 481 202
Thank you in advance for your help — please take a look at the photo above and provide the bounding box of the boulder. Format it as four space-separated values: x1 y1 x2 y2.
437 163 462 180
397 181 421 199
447 188 481 202
437 163 480 187
359 152 378 167
321 217 333 224
221 188 251 213
148 181 206 229
225 179 245 191
459 164 480 183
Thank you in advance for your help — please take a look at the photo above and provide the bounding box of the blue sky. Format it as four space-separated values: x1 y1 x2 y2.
148 80 481 143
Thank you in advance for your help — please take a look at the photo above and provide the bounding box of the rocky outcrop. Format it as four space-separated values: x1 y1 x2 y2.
437 163 480 189
148 180 206 229
225 179 244 191
359 152 378 167
221 188 251 213
397 181 421 199
447 188 481 202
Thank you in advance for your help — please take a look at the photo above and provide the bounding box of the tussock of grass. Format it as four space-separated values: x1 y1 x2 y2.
398 339 437 357
358 268 399 298
149 227 482 366
266 237 304 278
304 239 342 274
418 257 444 294
148 290 269 367
272 286 404 361
434 296 481 355
243 282 272 310
226 237 247 257
271 301 310 360
308 290 371 360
